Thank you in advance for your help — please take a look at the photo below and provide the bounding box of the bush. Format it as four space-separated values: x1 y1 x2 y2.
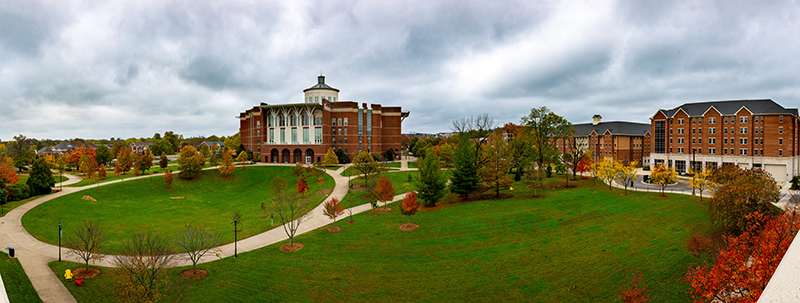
642 166 650 171
8 183 31 201
791 176 800 190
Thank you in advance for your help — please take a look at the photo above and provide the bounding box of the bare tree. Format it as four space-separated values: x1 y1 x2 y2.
451 114 496 166
261 176 317 247
66 219 105 272
114 232 175 302
175 224 221 274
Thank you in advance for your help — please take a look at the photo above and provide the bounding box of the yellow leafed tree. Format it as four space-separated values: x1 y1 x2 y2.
689 168 715 200
650 164 677 196
219 150 235 176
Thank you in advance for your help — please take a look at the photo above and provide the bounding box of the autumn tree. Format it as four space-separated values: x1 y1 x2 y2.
618 272 651 303
575 151 593 176
116 147 133 174
296 178 309 194
416 148 447 207
177 145 204 180
175 223 221 275
97 164 107 180
450 138 480 199
686 211 800 302
322 197 344 230
262 176 316 247
27 157 55 195
649 164 677 196
374 176 395 208
219 150 235 177
352 151 379 187
480 131 512 197
563 134 590 181
79 154 98 179
66 219 106 273
593 158 620 189
451 114 496 167
114 232 175 302
159 153 168 169
96 144 112 166
400 191 420 225
711 167 781 234
0 157 18 185
503 123 531 181
689 168 715 201
521 106 571 183
236 150 249 169
163 170 174 187
323 148 338 167
615 161 639 195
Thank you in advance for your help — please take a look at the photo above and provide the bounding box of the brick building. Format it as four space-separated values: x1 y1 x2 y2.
568 115 651 165
649 99 799 182
239 75 409 163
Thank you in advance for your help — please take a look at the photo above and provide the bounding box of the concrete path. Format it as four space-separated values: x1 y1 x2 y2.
0 163 412 302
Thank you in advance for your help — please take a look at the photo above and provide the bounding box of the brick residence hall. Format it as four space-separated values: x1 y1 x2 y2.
239 75 409 164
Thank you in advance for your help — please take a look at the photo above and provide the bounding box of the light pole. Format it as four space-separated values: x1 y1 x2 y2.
692 148 696 196
58 221 62 262
233 216 238 258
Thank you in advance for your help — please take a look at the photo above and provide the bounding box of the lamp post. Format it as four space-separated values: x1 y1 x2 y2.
233 216 238 258
58 221 62 262
692 148 696 196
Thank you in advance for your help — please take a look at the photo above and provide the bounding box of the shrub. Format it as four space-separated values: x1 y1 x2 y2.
8 183 31 201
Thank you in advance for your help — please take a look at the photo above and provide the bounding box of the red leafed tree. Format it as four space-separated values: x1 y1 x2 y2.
618 272 650 303
373 176 395 208
164 170 174 186
322 198 344 228
296 178 309 194
576 153 594 175
686 234 713 259
685 211 800 303
0 157 18 185
401 191 419 224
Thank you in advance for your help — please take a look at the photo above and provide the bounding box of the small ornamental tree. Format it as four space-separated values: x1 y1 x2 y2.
114 232 174 302
66 219 106 273
689 168 715 201
400 191 419 225
164 170 174 187
262 176 318 248
618 272 651 303
594 158 619 189
374 176 395 208
649 164 677 196
352 151 379 186
296 178 309 194
159 153 168 169
0 157 18 185
322 198 344 229
236 151 249 169
323 148 339 167
711 168 781 234
175 223 221 275
615 161 638 195
479 131 512 197
219 150 235 177
116 148 133 174
97 164 107 180
416 148 447 207
79 154 98 179
178 145 204 180
27 157 55 195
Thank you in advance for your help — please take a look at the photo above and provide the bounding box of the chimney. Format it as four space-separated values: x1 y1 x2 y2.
592 114 602 125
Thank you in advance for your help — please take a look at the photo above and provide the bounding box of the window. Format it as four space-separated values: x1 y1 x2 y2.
709 127 716 134
314 128 322 144
344 118 348 126
699 118 703 124
780 138 783 145
332 118 336 126
754 127 759 134
332 138 335 144
344 129 348 135
779 149 783 156
740 149 747 155
724 117 728 124
338 138 342 144
280 129 286 144
740 116 748 123
780 115 784 123
698 138 702 144
724 138 728 144
678 128 684 134
780 127 783 134
692 138 696 144
313 111 322 126
697 148 702 154
678 119 684 125
269 115 274 127
740 138 747 145
302 115 309 126
269 129 274 143
678 147 684 154
344 138 348 144
670 129 673 134
692 128 696 134
730 127 735 134
709 138 716 144
760 138 764 145
692 118 696 124
338 128 342 135
709 148 716 155
698 128 703 134
279 115 286 126
315 96 319 103
724 128 728 134
303 128 309 144
338 118 342 126
670 138 673 144
760 127 764 133
678 138 684 144
710 117 716 124
291 128 297 143
740 127 747 134
654 121 665 153
724 148 728 155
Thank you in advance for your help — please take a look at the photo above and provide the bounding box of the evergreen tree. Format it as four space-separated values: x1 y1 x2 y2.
416 148 447 207
450 139 480 199
27 156 55 195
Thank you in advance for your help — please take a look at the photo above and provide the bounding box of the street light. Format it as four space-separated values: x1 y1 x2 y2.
58 221 62 262
233 216 238 258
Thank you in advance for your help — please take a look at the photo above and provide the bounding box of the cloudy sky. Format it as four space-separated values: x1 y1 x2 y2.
1 0 799 140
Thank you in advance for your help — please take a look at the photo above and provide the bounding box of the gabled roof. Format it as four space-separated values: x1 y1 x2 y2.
53 142 75 150
658 99 797 118
200 141 224 147
130 142 152 147
572 121 651 137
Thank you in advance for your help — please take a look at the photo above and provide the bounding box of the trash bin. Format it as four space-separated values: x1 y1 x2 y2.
643 175 649 182
8 246 14 258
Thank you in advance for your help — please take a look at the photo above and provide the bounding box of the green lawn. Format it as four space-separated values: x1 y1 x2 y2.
52 178 713 302
1 253 42 303
23 166 334 253
340 171 417 208
1 193 53 218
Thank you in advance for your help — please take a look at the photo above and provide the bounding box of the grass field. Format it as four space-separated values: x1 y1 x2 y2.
23 166 334 253
1 253 42 303
49 177 713 302
341 171 417 209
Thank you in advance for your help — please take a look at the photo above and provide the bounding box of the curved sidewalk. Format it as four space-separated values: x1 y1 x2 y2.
0 161 412 303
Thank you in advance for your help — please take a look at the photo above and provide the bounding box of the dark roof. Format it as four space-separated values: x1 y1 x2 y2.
200 141 224 147
53 142 75 149
130 142 152 147
37 146 56 153
572 121 651 136
658 99 798 118
303 75 340 92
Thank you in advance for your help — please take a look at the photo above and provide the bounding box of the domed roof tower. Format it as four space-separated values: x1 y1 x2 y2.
303 75 340 104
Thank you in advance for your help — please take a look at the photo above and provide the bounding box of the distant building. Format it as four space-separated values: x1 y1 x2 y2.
129 142 152 154
568 115 652 165
199 141 224 150
239 75 409 163
649 99 798 181
36 142 76 157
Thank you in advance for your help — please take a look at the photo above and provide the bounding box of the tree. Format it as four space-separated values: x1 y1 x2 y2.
711 168 781 234
262 176 316 247
66 219 105 273
236 150 249 169
450 138 480 199
0 157 18 185
619 272 651 303
219 150 235 177
175 223 221 275
8 134 33 170
164 170 174 187
384 148 396 162
322 197 344 229
159 153 168 169
323 148 338 167
575 151 594 176
374 176 395 208
649 164 677 196
0 181 7 214
563 134 590 180
95 144 112 166
296 178 309 194
416 149 447 207
593 158 619 189
335 148 350 164
451 114 496 167
400 191 419 225
479 131 512 197
135 153 153 174
26 157 54 195
689 168 715 201
505 124 533 181
79 154 98 179
352 151 379 187
521 106 571 183
686 211 800 302
223 133 240 152
114 232 175 302
615 161 639 195
97 164 107 180
437 142 455 169
177 145 204 180
116 147 133 174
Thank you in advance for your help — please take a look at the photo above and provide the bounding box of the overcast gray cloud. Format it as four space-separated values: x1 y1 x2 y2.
1 0 799 140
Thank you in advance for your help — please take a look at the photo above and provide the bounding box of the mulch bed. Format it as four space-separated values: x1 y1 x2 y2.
179 269 208 279
327 226 342 232
280 243 304 252
72 267 101 278
367 213 380 216
345 220 356 224
376 207 392 212
399 223 419 231
81 196 96 202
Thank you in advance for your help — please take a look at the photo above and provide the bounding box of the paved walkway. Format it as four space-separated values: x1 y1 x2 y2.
0 160 415 302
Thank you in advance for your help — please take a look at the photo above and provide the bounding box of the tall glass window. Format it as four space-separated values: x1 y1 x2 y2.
314 128 322 144
280 129 286 144
290 116 297 126
269 129 274 143
654 120 665 153
279 115 286 126
303 128 309 144
302 115 309 126
291 128 297 144
313 110 322 125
